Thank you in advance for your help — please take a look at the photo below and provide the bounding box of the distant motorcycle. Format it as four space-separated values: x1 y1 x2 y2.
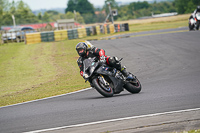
82 57 141 97
189 13 200 30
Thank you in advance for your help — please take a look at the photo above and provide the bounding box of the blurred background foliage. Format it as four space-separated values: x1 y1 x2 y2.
0 0 200 26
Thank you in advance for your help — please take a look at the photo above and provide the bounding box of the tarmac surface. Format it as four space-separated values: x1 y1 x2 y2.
1 27 200 133
42 109 200 133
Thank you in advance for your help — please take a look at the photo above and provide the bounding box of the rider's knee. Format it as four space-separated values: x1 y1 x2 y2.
108 57 121 70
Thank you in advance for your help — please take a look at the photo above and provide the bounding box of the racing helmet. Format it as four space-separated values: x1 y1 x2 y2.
76 42 87 57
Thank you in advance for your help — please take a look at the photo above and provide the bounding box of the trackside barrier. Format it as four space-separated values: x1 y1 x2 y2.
25 33 41 45
40 31 55 42
25 23 129 45
77 28 87 38
73 29 78 39
96 26 101 35
104 25 108 34
109 24 115 34
86 27 91 36
67 29 74 40
120 24 125 32
124 23 129 31
91 26 97 35
107 25 110 34
54 30 68 41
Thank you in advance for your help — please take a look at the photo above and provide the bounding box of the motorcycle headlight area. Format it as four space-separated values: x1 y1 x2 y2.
190 18 196 24
89 67 95 74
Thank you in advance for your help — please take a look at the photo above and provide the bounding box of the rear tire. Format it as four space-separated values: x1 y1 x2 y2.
92 77 114 97
124 78 141 93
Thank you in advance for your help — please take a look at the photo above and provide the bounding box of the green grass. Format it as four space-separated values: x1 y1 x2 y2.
172 129 200 133
0 40 90 106
129 20 187 32
0 15 189 107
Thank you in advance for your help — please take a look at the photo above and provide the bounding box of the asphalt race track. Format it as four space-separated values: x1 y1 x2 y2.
0 27 200 133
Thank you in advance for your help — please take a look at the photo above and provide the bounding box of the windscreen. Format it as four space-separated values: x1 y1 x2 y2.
83 58 95 71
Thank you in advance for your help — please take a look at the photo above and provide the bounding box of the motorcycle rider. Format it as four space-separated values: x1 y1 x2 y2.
76 41 136 82
189 6 200 20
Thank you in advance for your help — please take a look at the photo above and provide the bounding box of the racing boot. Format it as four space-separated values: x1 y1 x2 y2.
121 67 137 83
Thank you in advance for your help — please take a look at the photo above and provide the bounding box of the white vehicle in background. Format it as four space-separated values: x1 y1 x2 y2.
189 13 200 31
1 26 35 43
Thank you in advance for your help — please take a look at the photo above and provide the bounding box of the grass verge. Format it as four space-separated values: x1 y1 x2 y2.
172 129 200 133
0 40 90 106
0 14 189 107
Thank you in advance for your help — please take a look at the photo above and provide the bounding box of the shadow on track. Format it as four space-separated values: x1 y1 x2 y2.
77 91 143 100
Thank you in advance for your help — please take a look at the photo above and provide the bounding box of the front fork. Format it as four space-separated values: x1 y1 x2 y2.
98 74 109 87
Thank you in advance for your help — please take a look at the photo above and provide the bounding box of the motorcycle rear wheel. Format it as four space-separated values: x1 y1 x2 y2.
124 77 142 94
92 77 114 97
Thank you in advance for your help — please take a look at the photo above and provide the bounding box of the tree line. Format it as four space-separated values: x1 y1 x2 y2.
174 0 200 14
0 0 200 28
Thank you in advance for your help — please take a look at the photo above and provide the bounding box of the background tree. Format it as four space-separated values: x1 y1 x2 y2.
65 0 95 23
82 13 95 24
14 0 38 24
42 12 50 22
75 12 85 24
62 11 84 24
46 10 59 15
9 1 16 19
174 0 200 14
0 0 10 28
0 6 2 29
37 12 42 21
65 11 74 19
117 5 133 20
65 0 94 14
77 0 94 14
65 0 77 13
94 12 106 23
45 10 60 22
0 0 9 11
1 0 199 27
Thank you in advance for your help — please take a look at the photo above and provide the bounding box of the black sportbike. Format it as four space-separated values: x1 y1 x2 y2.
83 57 141 97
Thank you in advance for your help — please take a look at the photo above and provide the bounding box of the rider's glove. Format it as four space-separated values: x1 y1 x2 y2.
83 73 89 79
100 55 106 63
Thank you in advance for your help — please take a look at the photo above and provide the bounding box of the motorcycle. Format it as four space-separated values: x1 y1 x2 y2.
82 57 141 97
189 13 200 30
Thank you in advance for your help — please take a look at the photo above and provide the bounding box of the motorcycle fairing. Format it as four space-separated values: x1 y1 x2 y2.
109 76 124 94
95 66 123 93
95 66 114 77
196 13 200 20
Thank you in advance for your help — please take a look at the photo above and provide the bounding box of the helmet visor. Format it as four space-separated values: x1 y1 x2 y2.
78 49 85 54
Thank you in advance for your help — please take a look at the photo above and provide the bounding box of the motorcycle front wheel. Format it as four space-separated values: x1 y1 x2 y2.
189 23 194 31
92 76 114 97
196 21 199 30
124 77 141 94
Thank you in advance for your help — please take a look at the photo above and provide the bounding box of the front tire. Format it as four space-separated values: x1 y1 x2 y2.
189 23 194 31
124 77 141 93
196 21 199 30
92 77 114 97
